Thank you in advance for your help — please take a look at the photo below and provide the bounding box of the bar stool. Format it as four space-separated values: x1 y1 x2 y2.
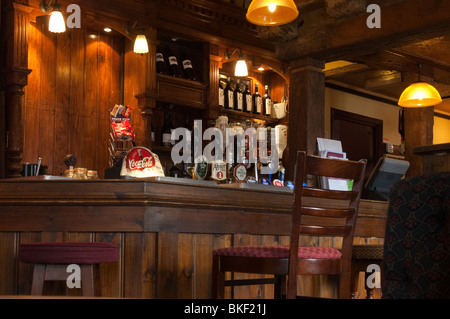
19 242 119 296
351 244 384 299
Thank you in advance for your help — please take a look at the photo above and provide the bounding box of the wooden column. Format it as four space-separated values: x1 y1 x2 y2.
3 1 32 178
286 57 325 182
404 107 434 177
136 26 158 149
205 43 222 122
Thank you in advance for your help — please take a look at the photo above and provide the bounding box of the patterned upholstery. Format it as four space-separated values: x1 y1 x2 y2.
382 172 450 299
19 242 120 264
352 245 384 260
213 246 342 259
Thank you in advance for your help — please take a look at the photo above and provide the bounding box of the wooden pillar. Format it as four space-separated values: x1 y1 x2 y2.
3 1 32 178
206 43 222 122
286 57 325 182
136 26 157 149
403 107 434 177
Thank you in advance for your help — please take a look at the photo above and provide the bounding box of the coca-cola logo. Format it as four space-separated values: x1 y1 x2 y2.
126 147 155 171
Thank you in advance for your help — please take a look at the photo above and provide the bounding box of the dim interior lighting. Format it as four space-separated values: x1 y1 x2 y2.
40 0 66 33
134 33 149 54
398 65 442 108
225 47 248 77
104 27 112 32
246 0 299 26
258 66 265 71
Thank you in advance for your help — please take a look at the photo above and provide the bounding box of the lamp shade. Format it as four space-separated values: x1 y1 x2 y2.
246 0 299 26
134 34 149 54
235 59 248 77
398 81 442 107
48 10 66 33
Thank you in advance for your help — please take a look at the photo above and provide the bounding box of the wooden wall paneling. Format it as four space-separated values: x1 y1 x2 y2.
53 27 72 176
17 232 42 295
23 20 41 165
84 31 99 171
123 38 146 147
68 28 86 169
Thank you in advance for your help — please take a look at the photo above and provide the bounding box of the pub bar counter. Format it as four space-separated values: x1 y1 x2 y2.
0 177 387 298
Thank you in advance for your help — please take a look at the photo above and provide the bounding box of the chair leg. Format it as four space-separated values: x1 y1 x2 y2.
211 256 224 299
274 275 286 299
30 264 46 295
80 265 96 297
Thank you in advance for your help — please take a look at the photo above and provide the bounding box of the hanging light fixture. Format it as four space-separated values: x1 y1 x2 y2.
246 0 299 26
40 0 66 33
225 47 248 77
134 32 149 54
398 65 442 108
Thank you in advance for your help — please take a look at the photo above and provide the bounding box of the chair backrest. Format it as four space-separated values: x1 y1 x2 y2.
287 151 367 297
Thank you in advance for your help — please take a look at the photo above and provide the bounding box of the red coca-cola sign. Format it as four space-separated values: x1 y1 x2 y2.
126 147 155 171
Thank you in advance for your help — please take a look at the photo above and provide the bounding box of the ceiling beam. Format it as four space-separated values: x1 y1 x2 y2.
276 0 450 62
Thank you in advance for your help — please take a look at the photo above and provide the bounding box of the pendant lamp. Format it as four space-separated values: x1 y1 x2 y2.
398 65 442 108
246 0 299 26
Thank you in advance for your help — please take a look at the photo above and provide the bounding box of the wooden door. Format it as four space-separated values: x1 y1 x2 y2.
331 108 383 182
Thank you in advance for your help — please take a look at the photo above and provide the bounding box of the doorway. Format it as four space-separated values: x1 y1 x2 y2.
331 108 383 182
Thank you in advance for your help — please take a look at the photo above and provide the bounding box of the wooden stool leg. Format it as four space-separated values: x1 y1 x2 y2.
80 265 95 296
211 256 224 299
31 264 46 295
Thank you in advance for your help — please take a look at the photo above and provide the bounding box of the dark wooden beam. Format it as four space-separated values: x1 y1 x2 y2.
276 0 450 62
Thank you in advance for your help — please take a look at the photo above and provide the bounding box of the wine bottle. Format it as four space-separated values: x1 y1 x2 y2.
168 162 181 178
234 79 243 111
224 77 234 110
262 85 272 117
161 111 174 147
156 46 168 75
181 51 196 81
252 83 262 115
218 79 225 107
243 85 252 113
166 45 182 78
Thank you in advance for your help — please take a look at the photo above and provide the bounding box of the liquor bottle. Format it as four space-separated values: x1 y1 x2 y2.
224 77 234 110
252 83 262 115
181 51 196 81
262 85 272 117
218 79 225 108
243 85 252 113
161 111 174 148
168 162 181 178
156 46 168 75
234 80 243 111
166 45 182 78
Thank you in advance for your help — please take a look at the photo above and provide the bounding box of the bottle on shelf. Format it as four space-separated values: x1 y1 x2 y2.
181 50 196 81
243 84 252 113
161 111 174 148
262 85 272 117
252 83 262 115
218 79 225 108
166 44 182 78
168 162 181 178
234 80 243 112
156 46 168 75
224 77 234 110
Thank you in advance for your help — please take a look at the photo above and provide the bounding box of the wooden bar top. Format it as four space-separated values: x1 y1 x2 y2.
0 176 388 237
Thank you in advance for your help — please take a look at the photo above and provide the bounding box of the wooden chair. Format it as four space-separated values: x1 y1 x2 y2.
212 151 366 299
19 242 119 296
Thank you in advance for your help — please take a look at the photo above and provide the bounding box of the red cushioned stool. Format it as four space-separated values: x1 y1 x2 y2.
19 242 119 296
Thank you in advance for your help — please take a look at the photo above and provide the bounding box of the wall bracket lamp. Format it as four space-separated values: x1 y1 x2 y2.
40 0 66 33
225 47 248 77
125 22 149 55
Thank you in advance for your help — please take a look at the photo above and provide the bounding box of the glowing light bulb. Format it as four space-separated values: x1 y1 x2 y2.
268 3 277 12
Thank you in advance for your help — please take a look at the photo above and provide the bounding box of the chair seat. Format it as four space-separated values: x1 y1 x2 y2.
352 245 383 260
19 242 119 264
213 246 342 259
